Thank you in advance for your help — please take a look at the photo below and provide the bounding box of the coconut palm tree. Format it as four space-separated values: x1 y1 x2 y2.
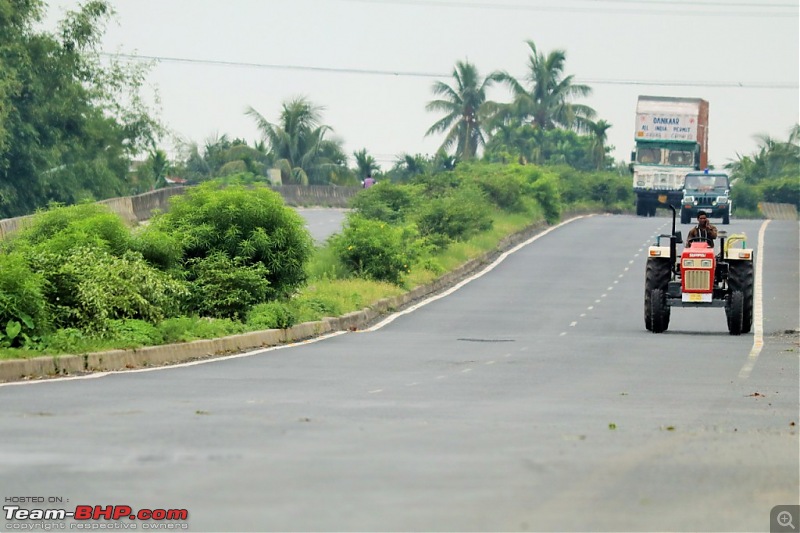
587 119 612 170
493 40 596 132
425 60 501 160
353 148 380 180
247 97 346 185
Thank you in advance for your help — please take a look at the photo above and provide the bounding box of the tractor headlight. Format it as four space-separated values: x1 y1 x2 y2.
701 260 712 267
682 259 695 267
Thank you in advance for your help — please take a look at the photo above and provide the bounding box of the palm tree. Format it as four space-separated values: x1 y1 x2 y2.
247 97 346 185
587 119 612 170
494 40 596 132
353 148 380 180
425 60 501 160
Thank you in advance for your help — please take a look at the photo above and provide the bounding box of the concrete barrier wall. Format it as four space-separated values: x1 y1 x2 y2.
0 185 358 239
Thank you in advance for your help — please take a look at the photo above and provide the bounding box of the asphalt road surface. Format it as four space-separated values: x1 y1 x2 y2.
1 214 797 532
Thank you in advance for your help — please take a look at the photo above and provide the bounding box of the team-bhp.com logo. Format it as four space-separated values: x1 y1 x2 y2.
4 504 189 529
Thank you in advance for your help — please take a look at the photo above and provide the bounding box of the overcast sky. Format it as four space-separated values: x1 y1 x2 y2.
41 0 799 170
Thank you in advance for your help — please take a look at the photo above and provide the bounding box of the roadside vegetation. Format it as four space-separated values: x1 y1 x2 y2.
0 163 630 360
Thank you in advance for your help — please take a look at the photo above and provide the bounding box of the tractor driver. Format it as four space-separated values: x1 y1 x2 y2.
686 210 718 247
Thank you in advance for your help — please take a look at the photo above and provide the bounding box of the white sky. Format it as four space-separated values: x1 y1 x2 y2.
41 0 799 170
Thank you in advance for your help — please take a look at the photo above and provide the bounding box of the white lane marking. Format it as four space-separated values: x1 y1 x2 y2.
485 361 496 365
570 321 577 327
559 332 567 337
364 216 591 331
407 382 419 387
580 313 587 318
436 375 447 380
587 306 594 310
0 330 350 388
462 368 472 373
368 389 383 394
738 220 770 380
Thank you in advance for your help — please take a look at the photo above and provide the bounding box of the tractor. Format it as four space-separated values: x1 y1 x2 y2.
644 206 755 335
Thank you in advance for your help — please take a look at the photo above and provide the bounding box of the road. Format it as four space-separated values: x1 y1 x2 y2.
1 214 797 532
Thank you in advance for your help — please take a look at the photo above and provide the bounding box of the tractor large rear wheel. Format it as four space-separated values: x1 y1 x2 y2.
729 261 754 333
645 258 671 331
726 290 744 335
681 209 691 224
651 288 670 333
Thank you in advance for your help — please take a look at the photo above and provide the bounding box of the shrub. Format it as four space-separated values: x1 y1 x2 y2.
184 252 271 319
350 182 418 224
157 316 246 344
0 252 50 344
414 186 493 242
331 215 419 285
247 302 296 329
103 319 164 347
152 183 313 298
529 172 562 224
46 247 189 332
761 177 800 208
17 203 131 257
471 170 528 212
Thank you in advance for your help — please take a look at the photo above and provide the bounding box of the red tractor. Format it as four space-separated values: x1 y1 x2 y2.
644 206 754 335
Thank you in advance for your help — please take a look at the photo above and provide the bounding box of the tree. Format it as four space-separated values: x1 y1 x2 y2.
587 119 612 170
0 0 160 218
246 97 347 185
493 40 596 132
425 60 501 160
353 148 380 180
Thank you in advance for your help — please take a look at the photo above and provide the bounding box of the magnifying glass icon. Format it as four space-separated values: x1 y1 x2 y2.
778 510 796 530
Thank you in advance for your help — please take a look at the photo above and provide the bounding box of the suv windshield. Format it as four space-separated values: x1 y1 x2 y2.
684 174 729 192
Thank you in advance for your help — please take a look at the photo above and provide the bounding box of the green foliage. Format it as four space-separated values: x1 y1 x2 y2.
761 177 800 208
0 0 160 218
731 182 761 212
247 302 296 329
103 319 164 347
184 252 271 320
46 247 188 332
0 252 48 343
529 172 562 224
414 185 493 243
152 182 313 299
15 203 131 257
156 316 246 344
331 215 420 285
130 227 184 271
456 162 530 212
350 182 419 224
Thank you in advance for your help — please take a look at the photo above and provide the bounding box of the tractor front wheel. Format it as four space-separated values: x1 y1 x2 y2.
726 290 744 335
651 288 670 333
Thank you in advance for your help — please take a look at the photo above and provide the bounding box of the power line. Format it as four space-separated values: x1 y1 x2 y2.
104 53 800 90
338 0 798 17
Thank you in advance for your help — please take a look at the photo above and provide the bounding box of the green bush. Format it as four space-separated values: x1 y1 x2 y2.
414 186 493 242
761 177 800 208
157 316 246 344
103 319 164 347
529 172 562 224
350 182 418 224
130 227 184 271
184 252 272 320
17 203 131 257
247 302 296 329
477 172 527 213
731 182 760 212
46 247 188 332
0 252 49 344
152 182 313 299
331 215 419 285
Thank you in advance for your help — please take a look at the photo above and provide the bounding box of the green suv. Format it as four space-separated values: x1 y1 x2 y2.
680 171 732 224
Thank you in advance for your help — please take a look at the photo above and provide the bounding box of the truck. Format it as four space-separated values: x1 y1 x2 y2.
680 169 732 224
631 96 709 217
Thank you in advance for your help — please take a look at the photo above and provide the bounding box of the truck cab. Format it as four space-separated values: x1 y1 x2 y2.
680 170 731 224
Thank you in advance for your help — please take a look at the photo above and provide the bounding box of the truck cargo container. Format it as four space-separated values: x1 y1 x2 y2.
631 96 709 216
